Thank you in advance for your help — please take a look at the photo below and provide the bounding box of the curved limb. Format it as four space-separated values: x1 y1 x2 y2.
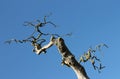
23 21 35 27
5 38 32 44
91 56 101 62
31 39 46 54
90 59 98 70
84 50 91 61
79 56 86 63
95 43 108 51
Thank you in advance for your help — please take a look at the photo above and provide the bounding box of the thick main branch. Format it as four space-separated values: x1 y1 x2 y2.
34 37 89 79
55 37 89 79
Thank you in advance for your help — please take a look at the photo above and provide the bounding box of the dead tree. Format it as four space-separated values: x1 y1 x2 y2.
33 36 90 79
5 16 107 79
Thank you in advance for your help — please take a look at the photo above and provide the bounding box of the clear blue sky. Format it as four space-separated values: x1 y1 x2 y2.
0 0 120 79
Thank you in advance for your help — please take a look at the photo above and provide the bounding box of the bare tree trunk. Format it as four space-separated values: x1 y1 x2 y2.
55 37 89 79
35 36 90 79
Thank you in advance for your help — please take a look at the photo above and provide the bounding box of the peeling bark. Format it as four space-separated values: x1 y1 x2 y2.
34 36 90 79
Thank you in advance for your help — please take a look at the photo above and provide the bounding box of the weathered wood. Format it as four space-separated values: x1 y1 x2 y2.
34 36 55 55
55 37 89 79
34 36 90 79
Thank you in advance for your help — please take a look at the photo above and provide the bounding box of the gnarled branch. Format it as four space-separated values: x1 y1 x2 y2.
34 36 89 79
34 36 55 55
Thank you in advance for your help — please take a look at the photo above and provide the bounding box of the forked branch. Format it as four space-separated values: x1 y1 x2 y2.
5 16 107 79
33 36 89 79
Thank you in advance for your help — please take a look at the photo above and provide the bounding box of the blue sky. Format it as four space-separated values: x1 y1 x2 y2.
0 0 120 79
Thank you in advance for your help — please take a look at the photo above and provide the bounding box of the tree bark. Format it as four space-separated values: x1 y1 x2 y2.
34 36 90 79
